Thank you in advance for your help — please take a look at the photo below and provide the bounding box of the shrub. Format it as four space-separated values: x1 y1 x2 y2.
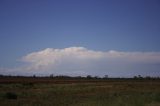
4 92 18 99
22 83 34 88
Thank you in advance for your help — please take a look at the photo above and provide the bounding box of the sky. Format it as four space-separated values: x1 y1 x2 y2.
0 0 160 77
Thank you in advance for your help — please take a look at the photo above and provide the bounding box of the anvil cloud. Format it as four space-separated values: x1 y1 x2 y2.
17 47 160 77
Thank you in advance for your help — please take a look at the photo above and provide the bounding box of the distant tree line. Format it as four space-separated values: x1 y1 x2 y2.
0 74 160 80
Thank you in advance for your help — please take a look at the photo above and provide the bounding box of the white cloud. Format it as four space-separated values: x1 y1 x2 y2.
1 47 160 77
19 47 160 76
20 47 105 74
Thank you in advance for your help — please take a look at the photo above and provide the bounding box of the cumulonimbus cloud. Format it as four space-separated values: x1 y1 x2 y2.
18 47 160 77
1 47 160 77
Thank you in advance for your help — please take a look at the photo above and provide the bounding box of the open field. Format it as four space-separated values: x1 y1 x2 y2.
0 77 160 106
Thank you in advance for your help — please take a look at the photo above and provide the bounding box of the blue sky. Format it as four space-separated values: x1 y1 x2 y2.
0 0 160 77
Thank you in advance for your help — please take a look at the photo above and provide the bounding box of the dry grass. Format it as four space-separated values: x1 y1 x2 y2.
0 78 160 106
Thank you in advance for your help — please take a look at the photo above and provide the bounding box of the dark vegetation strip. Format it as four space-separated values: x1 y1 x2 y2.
0 77 160 84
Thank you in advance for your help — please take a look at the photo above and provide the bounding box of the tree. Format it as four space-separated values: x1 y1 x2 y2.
133 76 138 79
33 75 36 78
138 75 143 79
104 75 108 79
86 75 92 79
50 74 54 78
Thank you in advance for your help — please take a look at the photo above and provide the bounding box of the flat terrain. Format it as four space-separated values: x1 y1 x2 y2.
0 77 160 106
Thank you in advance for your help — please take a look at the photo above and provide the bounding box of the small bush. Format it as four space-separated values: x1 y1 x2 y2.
22 83 34 88
4 92 18 100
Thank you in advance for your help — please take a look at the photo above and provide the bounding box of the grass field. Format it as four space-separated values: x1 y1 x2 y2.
0 78 160 106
